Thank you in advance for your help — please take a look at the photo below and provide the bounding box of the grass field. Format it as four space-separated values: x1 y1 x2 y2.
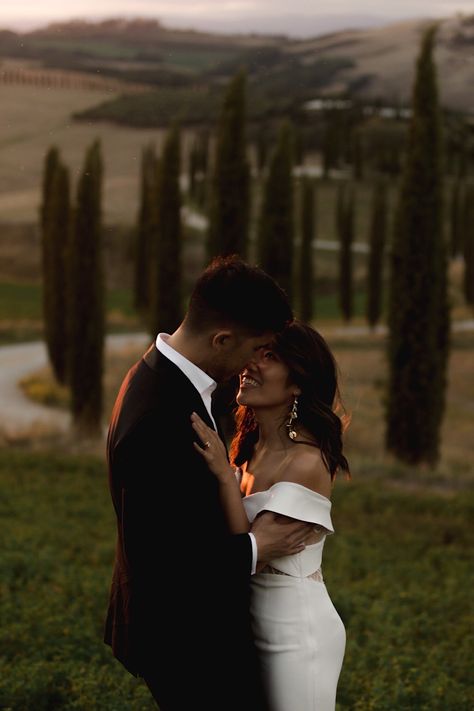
1 251 472 710
0 84 196 224
0 448 472 710
0 281 140 345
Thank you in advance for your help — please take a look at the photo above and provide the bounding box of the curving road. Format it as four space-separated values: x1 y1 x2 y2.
0 332 149 437
1 323 473 437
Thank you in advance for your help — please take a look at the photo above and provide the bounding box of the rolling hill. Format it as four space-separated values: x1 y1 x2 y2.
0 14 473 116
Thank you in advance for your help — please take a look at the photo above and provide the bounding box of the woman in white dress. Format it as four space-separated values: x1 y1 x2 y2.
191 320 350 711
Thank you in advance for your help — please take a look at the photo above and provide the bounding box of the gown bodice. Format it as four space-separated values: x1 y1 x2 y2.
242 481 334 577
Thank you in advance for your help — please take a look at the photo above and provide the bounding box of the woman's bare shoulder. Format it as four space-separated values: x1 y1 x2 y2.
282 446 332 499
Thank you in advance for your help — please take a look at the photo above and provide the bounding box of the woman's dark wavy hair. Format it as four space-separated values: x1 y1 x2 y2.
230 320 351 480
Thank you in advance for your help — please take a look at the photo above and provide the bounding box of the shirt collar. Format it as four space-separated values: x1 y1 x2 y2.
155 333 217 398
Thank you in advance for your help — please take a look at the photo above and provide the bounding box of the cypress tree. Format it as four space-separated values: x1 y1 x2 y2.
39 146 58 347
335 181 346 241
322 117 340 178
298 177 316 321
207 69 250 259
457 142 468 180
463 185 474 306
352 131 364 181
257 120 294 299
45 164 71 384
40 147 71 384
337 184 355 322
149 125 182 336
293 125 305 167
69 140 105 436
386 27 450 465
366 180 388 329
195 129 209 178
450 180 463 258
193 129 210 209
188 142 199 200
40 147 59 232
134 144 158 317
255 123 268 176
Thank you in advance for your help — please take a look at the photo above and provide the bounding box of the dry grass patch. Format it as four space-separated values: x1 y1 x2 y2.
333 334 474 491
19 369 69 409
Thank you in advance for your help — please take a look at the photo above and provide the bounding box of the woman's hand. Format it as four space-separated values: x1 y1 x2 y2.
191 412 249 534
191 412 235 484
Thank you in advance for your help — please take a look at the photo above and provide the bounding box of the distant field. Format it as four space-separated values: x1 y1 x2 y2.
0 83 403 228
332 332 474 492
0 84 196 223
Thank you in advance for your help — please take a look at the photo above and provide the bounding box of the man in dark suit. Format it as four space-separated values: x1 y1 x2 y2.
104 256 311 710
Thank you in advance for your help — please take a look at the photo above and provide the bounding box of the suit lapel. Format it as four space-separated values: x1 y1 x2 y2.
143 343 218 434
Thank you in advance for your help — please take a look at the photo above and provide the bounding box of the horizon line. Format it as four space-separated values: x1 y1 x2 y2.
0 10 453 39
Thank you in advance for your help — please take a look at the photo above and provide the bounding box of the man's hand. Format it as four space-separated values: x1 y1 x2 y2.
250 511 313 564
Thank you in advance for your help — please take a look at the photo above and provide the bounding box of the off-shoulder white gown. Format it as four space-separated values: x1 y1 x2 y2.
243 481 346 711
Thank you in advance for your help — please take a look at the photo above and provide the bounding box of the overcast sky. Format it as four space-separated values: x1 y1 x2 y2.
1 1 473 36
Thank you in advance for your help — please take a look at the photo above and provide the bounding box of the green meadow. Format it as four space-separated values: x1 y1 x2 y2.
0 449 472 710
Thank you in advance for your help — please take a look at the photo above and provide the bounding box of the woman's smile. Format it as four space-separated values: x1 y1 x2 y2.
240 373 261 389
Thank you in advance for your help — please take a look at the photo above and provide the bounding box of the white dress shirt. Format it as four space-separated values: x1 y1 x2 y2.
155 334 257 574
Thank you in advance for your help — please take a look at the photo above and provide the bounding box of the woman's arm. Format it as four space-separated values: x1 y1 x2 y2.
191 412 250 534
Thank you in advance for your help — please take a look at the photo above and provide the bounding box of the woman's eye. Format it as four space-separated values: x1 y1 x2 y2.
264 351 276 360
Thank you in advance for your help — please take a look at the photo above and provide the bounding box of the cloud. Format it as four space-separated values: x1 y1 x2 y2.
0 0 470 29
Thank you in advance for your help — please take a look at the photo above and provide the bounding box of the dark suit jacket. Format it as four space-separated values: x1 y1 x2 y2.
104 344 268 709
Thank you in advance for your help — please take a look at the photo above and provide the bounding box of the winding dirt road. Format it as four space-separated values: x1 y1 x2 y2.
0 332 149 437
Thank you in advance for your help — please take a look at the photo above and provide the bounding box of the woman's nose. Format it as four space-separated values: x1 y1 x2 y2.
247 350 264 368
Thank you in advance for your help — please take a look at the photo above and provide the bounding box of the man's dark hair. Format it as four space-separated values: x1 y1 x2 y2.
185 255 293 335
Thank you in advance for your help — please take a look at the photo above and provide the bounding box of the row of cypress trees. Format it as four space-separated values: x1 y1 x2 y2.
39 25 467 466
135 117 393 332
133 59 471 339
40 140 104 436
203 25 455 466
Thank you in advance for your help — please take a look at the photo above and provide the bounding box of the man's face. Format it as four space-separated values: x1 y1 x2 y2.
212 331 274 382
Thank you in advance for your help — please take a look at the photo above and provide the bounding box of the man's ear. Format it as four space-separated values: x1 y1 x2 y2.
211 330 233 350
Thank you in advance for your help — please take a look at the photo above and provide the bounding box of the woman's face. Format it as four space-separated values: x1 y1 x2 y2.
236 347 298 409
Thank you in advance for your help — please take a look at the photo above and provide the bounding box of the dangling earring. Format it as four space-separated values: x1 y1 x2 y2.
287 395 299 440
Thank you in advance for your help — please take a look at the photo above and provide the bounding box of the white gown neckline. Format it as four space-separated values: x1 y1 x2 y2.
245 479 331 504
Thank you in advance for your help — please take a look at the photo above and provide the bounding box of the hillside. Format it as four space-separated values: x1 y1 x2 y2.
0 15 473 114
286 15 474 113
0 18 280 87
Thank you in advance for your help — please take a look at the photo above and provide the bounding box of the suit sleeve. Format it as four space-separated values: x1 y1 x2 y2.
112 407 252 590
